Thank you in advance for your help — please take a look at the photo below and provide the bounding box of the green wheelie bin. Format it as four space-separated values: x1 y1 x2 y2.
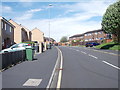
26 46 34 61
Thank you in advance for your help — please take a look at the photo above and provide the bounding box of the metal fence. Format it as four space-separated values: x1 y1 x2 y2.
0 50 26 70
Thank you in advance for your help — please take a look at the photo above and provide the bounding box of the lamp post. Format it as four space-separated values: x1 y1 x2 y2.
48 4 52 44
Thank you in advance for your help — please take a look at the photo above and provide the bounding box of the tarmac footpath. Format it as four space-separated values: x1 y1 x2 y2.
2 47 58 89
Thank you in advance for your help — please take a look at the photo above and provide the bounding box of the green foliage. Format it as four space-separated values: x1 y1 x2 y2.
95 41 115 48
22 41 35 44
72 40 80 43
101 1 120 42
109 45 120 50
76 40 80 42
72 40 74 43
60 36 68 43
95 41 120 50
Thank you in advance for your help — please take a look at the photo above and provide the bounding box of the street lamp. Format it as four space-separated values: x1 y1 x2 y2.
48 4 52 44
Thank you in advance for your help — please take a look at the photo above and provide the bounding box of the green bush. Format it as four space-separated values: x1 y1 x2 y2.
21 41 35 44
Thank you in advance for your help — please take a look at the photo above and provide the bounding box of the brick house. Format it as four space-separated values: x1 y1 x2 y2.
0 17 15 50
31 28 44 43
9 19 31 44
84 29 106 44
69 29 112 46
31 28 44 53
44 37 55 44
69 34 84 46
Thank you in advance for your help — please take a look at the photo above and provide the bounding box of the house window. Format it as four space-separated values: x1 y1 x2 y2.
2 21 4 29
98 32 102 34
96 38 99 40
88 33 91 36
89 39 92 41
95 32 98 35
5 23 7 30
85 39 88 41
10 27 12 32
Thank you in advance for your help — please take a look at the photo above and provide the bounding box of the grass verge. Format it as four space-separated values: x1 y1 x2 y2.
95 42 120 51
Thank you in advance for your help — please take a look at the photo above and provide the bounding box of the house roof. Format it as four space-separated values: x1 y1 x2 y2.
31 27 44 34
69 34 84 38
9 19 30 33
44 37 55 41
9 19 22 28
20 24 30 32
84 29 103 34
0 17 15 28
69 29 103 38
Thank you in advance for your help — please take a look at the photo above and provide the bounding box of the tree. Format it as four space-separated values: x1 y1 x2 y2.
101 1 120 43
60 36 68 43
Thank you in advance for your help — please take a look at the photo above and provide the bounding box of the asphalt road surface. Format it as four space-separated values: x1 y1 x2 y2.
1 46 120 89
59 46 119 88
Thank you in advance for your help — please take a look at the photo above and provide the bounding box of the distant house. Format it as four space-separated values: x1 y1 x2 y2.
69 34 84 46
0 17 15 50
69 29 112 46
9 19 30 44
44 37 55 44
84 29 108 44
31 28 44 43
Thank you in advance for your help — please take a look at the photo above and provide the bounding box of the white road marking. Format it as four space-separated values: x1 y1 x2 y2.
92 50 120 56
76 50 79 52
108 53 117 55
88 54 98 59
46 47 60 88
102 61 120 70
57 47 63 88
23 79 42 87
81 51 87 54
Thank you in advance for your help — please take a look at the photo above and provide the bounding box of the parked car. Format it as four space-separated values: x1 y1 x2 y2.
85 42 100 47
0 43 31 53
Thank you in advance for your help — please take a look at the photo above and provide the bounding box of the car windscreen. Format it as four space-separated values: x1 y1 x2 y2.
10 44 19 48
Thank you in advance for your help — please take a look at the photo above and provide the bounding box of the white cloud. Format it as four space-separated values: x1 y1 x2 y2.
60 0 116 16
2 5 12 13
16 13 33 20
19 0 33 2
13 0 116 41
15 14 101 41
27 8 42 13
15 8 42 21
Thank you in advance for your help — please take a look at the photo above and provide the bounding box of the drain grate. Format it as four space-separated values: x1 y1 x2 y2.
23 79 42 87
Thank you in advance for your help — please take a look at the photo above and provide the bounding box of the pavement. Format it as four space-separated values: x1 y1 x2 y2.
2 47 58 88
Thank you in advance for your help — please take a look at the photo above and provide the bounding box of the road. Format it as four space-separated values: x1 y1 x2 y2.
1 46 120 89
59 46 119 88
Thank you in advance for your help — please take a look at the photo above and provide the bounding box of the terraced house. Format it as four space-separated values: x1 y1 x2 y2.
69 29 112 46
31 27 44 43
84 29 106 44
0 17 15 50
9 19 31 44
69 34 84 46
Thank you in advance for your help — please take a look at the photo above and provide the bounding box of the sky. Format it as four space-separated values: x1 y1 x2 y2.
1 0 117 41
